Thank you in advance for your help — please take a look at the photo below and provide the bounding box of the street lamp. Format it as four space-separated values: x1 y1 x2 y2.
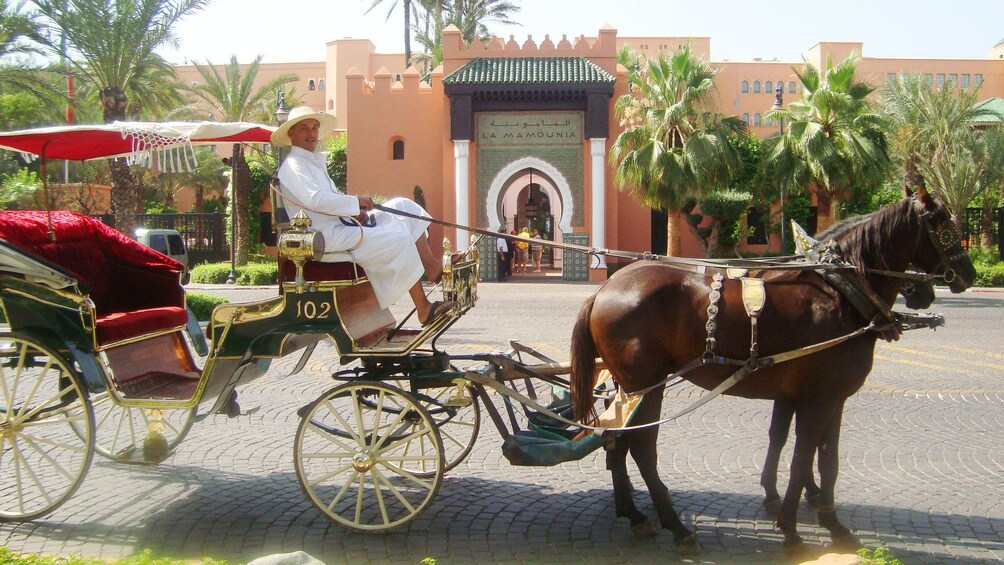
275 88 289 127
770 85 786 254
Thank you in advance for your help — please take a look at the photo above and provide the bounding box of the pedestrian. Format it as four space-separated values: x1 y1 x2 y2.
530 229 543 272
496 229 509 281
516 226 530 272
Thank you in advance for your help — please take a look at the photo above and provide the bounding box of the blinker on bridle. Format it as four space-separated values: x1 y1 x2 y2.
912 194 967 285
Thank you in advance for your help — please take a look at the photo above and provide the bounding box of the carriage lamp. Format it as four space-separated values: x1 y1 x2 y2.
441 238 454 288
278 211 324 293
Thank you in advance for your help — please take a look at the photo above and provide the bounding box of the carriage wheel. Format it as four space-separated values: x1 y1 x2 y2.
389 375 480 477
0 333 95 521
82 397 195 463
294 381 443 532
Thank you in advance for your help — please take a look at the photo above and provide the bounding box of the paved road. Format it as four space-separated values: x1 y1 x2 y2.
3 281 1002 564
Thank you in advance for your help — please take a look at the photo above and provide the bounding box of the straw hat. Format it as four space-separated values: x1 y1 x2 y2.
270 106 337 146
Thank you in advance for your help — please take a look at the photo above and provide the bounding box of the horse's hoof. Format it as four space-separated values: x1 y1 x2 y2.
783 538 812 562
828 532 862 552
804 491 821 507
762 497 781 517
631 520 657 537
674 532 701 554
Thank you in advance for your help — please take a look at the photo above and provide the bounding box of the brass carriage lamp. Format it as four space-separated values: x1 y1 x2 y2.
278 211 324 293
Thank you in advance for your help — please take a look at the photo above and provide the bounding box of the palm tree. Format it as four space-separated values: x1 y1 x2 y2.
365 0 415 68
0 0 53 97
185 54 296 265
610 45 746 257
33 0 209 236
765 53 889 230
411 0 520 76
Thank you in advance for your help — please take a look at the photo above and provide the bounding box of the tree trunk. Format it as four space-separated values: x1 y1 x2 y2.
233 148 252 266
101 86 139 237
403 0 412 67
816 192 835 233
980 198 995 249
667 209 683 256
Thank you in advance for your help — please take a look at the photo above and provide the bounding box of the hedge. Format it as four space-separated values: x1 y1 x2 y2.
190 261 278 285
185 293 229 321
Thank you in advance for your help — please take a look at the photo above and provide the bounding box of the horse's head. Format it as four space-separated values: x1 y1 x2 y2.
908 186 976 294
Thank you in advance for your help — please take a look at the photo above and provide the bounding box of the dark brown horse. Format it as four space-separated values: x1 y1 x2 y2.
569 188 974 554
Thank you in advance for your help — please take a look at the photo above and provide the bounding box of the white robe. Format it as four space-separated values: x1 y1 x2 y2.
277 146 430 308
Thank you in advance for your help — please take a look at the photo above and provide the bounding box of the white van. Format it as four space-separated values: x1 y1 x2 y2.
135 228 190 284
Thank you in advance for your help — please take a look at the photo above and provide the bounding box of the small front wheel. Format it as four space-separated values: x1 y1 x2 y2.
0 333 95 521
294 381 443 531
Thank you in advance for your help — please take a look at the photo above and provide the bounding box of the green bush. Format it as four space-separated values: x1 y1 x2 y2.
236 262 277 285
968 245 1001 267
189 261 278 285
186 293 229 321
974 262 1004 287
857 545 904 565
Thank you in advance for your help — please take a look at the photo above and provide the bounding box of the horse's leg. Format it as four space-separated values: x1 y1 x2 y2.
628 391 699 552
763 400 821 516
606 433 654 536
778 403 834 554
815 402 861 550
761 399 794 515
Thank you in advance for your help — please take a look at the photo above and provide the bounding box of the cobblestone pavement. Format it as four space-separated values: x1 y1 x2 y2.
3 281 1002 564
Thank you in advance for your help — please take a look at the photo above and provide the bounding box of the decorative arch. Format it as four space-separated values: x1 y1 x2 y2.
486 156 573 234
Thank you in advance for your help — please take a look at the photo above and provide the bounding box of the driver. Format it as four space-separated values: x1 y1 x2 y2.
272 106 453 325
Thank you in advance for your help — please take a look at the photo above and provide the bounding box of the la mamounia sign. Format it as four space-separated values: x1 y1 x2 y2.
477 112 583 147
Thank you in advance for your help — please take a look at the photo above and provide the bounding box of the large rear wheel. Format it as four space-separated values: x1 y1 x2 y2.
294 381 443 531
0 333 94 521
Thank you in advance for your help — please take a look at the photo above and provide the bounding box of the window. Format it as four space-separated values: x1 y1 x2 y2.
394 73 402 82
924 73 933 86
936 73 945 88
741 81 749 93
753 113 762 126
318 79 325 91
765 80 773 94
742 113 750 124
308 79 316 91
949 74 957 87
753 80 761 93
887 73 896 84
788 81 796 94
975 74 983 86
961 74 970 88
392 139 404 160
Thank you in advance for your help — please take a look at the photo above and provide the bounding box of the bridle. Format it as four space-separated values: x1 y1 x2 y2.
911 193 967 285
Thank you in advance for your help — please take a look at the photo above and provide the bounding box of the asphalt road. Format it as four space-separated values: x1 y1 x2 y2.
2 279 1002 564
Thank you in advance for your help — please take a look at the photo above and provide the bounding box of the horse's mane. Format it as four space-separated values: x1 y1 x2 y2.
831 197 917 278
816 212 874 241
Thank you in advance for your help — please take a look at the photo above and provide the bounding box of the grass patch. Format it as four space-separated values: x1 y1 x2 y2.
0 548 228 565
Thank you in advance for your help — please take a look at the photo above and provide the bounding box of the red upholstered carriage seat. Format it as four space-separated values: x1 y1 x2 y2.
0 211 187 344
281 259 367 283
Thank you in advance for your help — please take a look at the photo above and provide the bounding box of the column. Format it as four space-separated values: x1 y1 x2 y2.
590 138 607 268
453 140 470 250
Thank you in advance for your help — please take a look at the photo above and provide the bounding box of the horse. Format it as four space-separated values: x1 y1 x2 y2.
762 215 939 516
569 187 975 555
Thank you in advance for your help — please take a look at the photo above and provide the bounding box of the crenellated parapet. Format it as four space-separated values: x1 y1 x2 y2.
441 24 619 74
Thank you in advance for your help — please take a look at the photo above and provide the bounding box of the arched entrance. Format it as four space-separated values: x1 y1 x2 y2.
487 157 573 269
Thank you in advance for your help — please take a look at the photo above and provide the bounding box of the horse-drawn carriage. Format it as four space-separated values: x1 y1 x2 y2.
0 121 977 554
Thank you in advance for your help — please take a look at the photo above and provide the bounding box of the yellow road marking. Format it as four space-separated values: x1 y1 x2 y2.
873 354 986 376
878 344 1004 371
935 344 1004 361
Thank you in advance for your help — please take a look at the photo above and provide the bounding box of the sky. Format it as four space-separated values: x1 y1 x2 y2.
162 0 1004 65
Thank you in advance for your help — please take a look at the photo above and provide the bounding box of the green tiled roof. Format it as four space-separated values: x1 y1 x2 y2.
442 57 616 85
971 97 1004 123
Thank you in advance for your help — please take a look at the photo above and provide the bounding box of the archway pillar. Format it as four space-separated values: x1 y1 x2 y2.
590 137 607 271
453 140 470 250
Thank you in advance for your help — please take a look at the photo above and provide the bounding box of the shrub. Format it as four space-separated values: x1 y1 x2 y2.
857 545 904 565
236 262 277 285
974 262 1004 287
186 293 229 321
189 262 278 285
968 245 1000 267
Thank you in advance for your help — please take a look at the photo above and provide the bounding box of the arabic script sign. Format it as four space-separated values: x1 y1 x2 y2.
477 112 583 147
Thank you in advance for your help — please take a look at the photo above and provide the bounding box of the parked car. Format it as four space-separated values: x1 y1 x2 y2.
135 228 190 284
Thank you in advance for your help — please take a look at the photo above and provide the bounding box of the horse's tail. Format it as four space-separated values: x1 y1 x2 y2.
570 294 599 423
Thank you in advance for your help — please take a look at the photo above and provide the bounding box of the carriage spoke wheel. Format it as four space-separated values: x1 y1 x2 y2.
389 375 480 477
81 397 195 463
0 333 94 521
294 381 443 531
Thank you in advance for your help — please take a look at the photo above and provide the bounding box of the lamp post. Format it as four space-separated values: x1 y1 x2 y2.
770 85 786 254
226 142 238 284
275 88 289 129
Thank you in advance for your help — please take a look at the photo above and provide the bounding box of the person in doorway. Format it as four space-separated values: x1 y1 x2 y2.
515 226 530 272
530 229 543 272
496 229 509 281
273 106 453 325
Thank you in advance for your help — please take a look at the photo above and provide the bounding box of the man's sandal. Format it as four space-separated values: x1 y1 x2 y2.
421 300 455 326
